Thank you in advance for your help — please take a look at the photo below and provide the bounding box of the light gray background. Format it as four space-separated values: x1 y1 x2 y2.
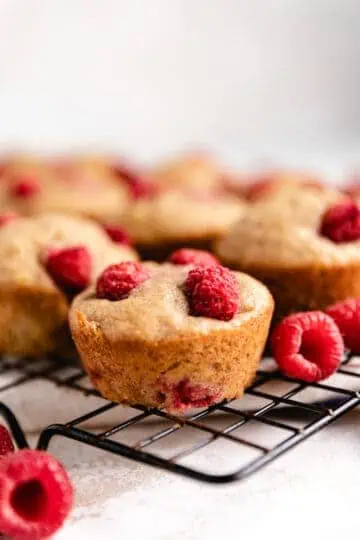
0 0 359 175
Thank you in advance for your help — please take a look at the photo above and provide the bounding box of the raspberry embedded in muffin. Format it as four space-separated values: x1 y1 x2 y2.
102 224 132 246
326 297 360 353
111 162 158 200
96 261 150 301
319 200 360 243
45 246 92 292
9 177 41 199
70 263 274 411
185 265 239 320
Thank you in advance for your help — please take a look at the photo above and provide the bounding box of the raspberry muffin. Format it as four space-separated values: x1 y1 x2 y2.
216 199 360 321
0 156 130 224
0 213 137 357
69 260 274 411
227 169 325 201
151 152 225 192
115 189 243 260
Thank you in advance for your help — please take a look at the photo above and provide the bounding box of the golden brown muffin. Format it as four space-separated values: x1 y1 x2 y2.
0 213 137 357
70 263 274 411
151 152 224 192
115 189 243 260
229 169 325 200
248 180 345 228
0 156 130 224
216 195 360 322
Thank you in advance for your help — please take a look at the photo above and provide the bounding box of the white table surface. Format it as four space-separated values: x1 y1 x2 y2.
52 406 360 540
3 359 358 540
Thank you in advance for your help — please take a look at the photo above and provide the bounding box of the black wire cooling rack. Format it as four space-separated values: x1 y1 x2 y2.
0 354 359 484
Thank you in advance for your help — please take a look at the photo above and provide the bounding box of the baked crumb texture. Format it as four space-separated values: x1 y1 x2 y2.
0 213 137 357
70 265 274 411
216 184 360 321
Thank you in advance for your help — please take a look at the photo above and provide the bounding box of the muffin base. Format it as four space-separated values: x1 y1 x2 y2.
71 303 273 411
0 284 69 357
220 259 360 322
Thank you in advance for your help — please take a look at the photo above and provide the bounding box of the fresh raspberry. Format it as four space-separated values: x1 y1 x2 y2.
326 298 360 353
45 246 92 291
169 248 219 267
185 265 239 321
103 224 132 246
0 211 18 227
0 449 73 539
0 425 15 457
271 311 344 382
96 261 150 300
9 178 40 199
319 200 360 243
112 163 157 199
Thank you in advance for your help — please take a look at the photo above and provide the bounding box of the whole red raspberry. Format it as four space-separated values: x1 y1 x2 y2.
0 449 73 539
326 298 360 353
96 261 150 300
169 248 219 267
0 211 18 227
0 425 14 457
112 163 157 200
103 224 132 246
185 265 239 321
271 311 344 382
45 246 92 291
9 178 40 199
319 200 360 243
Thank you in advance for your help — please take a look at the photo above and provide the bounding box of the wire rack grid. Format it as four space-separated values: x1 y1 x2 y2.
0 354 359 484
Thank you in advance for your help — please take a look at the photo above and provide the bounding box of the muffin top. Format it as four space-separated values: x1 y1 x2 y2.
151 152 224 192
116 189 243 245
0 157 130 223
248 179 344 227
71 262 273 341
216 198 360 269
0 213 137 290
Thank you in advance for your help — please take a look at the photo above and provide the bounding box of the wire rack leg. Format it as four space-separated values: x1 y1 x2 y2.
36 423 239 484
0 402 29 449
